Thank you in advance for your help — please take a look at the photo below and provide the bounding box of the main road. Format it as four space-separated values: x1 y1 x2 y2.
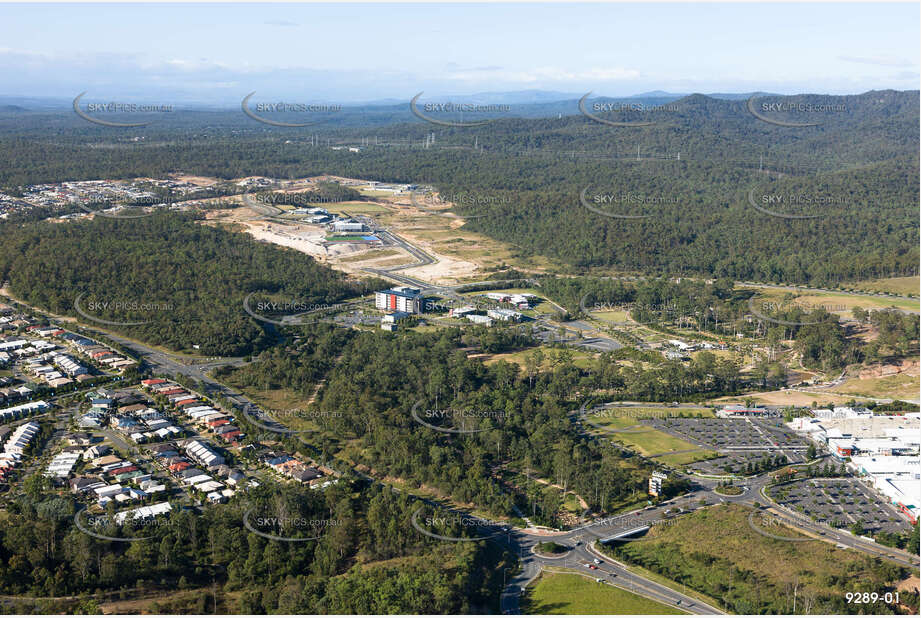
500 492 728 614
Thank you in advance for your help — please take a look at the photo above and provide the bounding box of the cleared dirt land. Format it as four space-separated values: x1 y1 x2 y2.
204 178 554 284
710 390 874 407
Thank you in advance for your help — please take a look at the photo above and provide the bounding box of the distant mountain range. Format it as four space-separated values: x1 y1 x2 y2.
0 89 796 112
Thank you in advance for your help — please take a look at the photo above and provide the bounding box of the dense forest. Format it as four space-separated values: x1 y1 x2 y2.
0 214 381 355
0 91 917 286
0 480 510 613
217 322 758 525
0 89 916 615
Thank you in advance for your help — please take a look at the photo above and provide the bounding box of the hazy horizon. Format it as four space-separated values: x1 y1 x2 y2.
0 3 917 105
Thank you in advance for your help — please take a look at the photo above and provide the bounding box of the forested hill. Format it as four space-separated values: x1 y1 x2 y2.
0 90 916 285
0 214 378 355
1 91 916 177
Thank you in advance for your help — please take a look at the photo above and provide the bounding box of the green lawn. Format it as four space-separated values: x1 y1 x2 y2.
589 415 646 431
523 572 687 615
592 309 633 322
324 201 390 214
590 416 707 459
657 450 720 467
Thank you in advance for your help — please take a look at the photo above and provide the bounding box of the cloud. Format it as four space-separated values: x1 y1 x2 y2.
838 55 913 68
444 64 504 73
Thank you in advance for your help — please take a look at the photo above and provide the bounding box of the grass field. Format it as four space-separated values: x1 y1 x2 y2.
835 373 921 401
324 201 390 214
590 416 716 463
592 309 633 322
522 572 686 615
594 406 716 421
852 276 919 297
599 504 915 615
589 415 647 431
218 382 322 432
657 450 721 467
747 289 919 317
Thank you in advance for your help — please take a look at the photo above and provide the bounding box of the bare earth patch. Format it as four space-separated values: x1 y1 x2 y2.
857 358 919 380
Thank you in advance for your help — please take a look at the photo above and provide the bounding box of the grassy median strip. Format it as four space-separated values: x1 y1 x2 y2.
522 571 687 615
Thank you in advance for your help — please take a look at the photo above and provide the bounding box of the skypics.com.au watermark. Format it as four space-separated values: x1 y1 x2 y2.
747 95 847 128
747 297 843 327
241 92 341 127
579 92 681 127
243 509 341 542
240 404 341 435
410 92 510 127
242 293 345 327
423 298 495 313
747 511 824 543
578 400 705 435
410 191 509 218
250 192 343 207
74 293 174 326
584 514 680 542
580 186 678 220
747 187 848 220
578 295 687 327
588 406 708 422
73 92 172 127
410 400 507 434
410 506 509 542
76 194 176 219
74 508 174 542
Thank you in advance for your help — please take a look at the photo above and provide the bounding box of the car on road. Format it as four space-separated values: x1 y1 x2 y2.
593 558 602 564
588 565 598 570
595 578 604 583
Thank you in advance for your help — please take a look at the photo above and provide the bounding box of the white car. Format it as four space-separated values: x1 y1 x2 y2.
593 558 602 564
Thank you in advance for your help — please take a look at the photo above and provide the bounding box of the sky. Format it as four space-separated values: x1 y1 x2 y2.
0 2 918 104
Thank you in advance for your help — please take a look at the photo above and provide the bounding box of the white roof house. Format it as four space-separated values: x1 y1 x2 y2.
114 501 172 524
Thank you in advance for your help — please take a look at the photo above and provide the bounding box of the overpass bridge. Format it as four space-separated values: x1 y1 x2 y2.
597 525 650 543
